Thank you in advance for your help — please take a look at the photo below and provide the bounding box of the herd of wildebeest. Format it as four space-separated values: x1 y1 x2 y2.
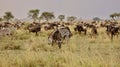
0 20 120 49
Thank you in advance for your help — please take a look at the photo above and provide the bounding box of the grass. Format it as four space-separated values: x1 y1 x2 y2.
0 25 120 67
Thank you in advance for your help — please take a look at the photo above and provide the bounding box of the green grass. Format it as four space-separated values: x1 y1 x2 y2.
0 25 120 67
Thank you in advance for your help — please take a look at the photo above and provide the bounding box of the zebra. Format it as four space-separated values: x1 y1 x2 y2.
58 27 72 41
48 26 72 49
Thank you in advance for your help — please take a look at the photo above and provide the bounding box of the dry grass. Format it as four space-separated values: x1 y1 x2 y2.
0 25 120 67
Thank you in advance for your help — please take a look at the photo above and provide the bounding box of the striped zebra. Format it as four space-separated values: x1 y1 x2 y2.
58 27 72 41
48 26 72 49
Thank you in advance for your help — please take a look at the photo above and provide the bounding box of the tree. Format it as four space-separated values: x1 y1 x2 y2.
113 13 118 18
118 13 120 18
67 16 76 22
115 13 120 19
41 12 55 21
28 9 39 22
38 16 43 22
110 12 120 20
0 18 3 22
58 15 65 21
93 17 101 22
3 12 14 22
110 14 114 19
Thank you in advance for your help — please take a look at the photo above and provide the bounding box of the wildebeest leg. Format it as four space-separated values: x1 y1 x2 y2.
10 34 15 40
106 32 110 38
35 32 38 36
116 33 119 39
95 34 97 38
84 30 87 35
57 41 61 49
89 33 92 38
78 31 81 35
111 33 113 41
52 40 54 46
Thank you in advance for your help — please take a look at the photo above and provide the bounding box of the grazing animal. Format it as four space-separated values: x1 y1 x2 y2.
14 22 24 29
48 26 72 49
44 25 53 30
0 27 16 37
48 30 62 48
44 23 58 31
90 26 98 38
106 25 119 40
59 27 72 41
0 23 4 29
74 24 87 35
27 22 41 36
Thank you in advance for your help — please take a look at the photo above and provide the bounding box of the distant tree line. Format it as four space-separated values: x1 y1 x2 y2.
0 9 119 23
28 9 77 22
0 9 77 23
0 12 14 22
110 12 120 20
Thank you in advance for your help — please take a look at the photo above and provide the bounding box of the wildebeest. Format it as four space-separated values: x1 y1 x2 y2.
0 23 4 29
74 24 87 35
90 26 98 38
13 21 25 29
0 22 17 37
106 25 119 40
0 27 17 39
27 22 41 36
44 23 58 31
48 26 72 49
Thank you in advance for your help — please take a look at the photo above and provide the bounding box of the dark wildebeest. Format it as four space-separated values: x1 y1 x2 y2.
90 26 98 38
44 23 58 30
27 22 41 36
74 24 87 35
14 21 25 29
2 22 14 28
0 23 4 30
48 26 72 49
0 27 17 40
106 25 119 40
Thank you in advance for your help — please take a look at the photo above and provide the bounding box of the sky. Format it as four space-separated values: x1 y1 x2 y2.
0 0 120 19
